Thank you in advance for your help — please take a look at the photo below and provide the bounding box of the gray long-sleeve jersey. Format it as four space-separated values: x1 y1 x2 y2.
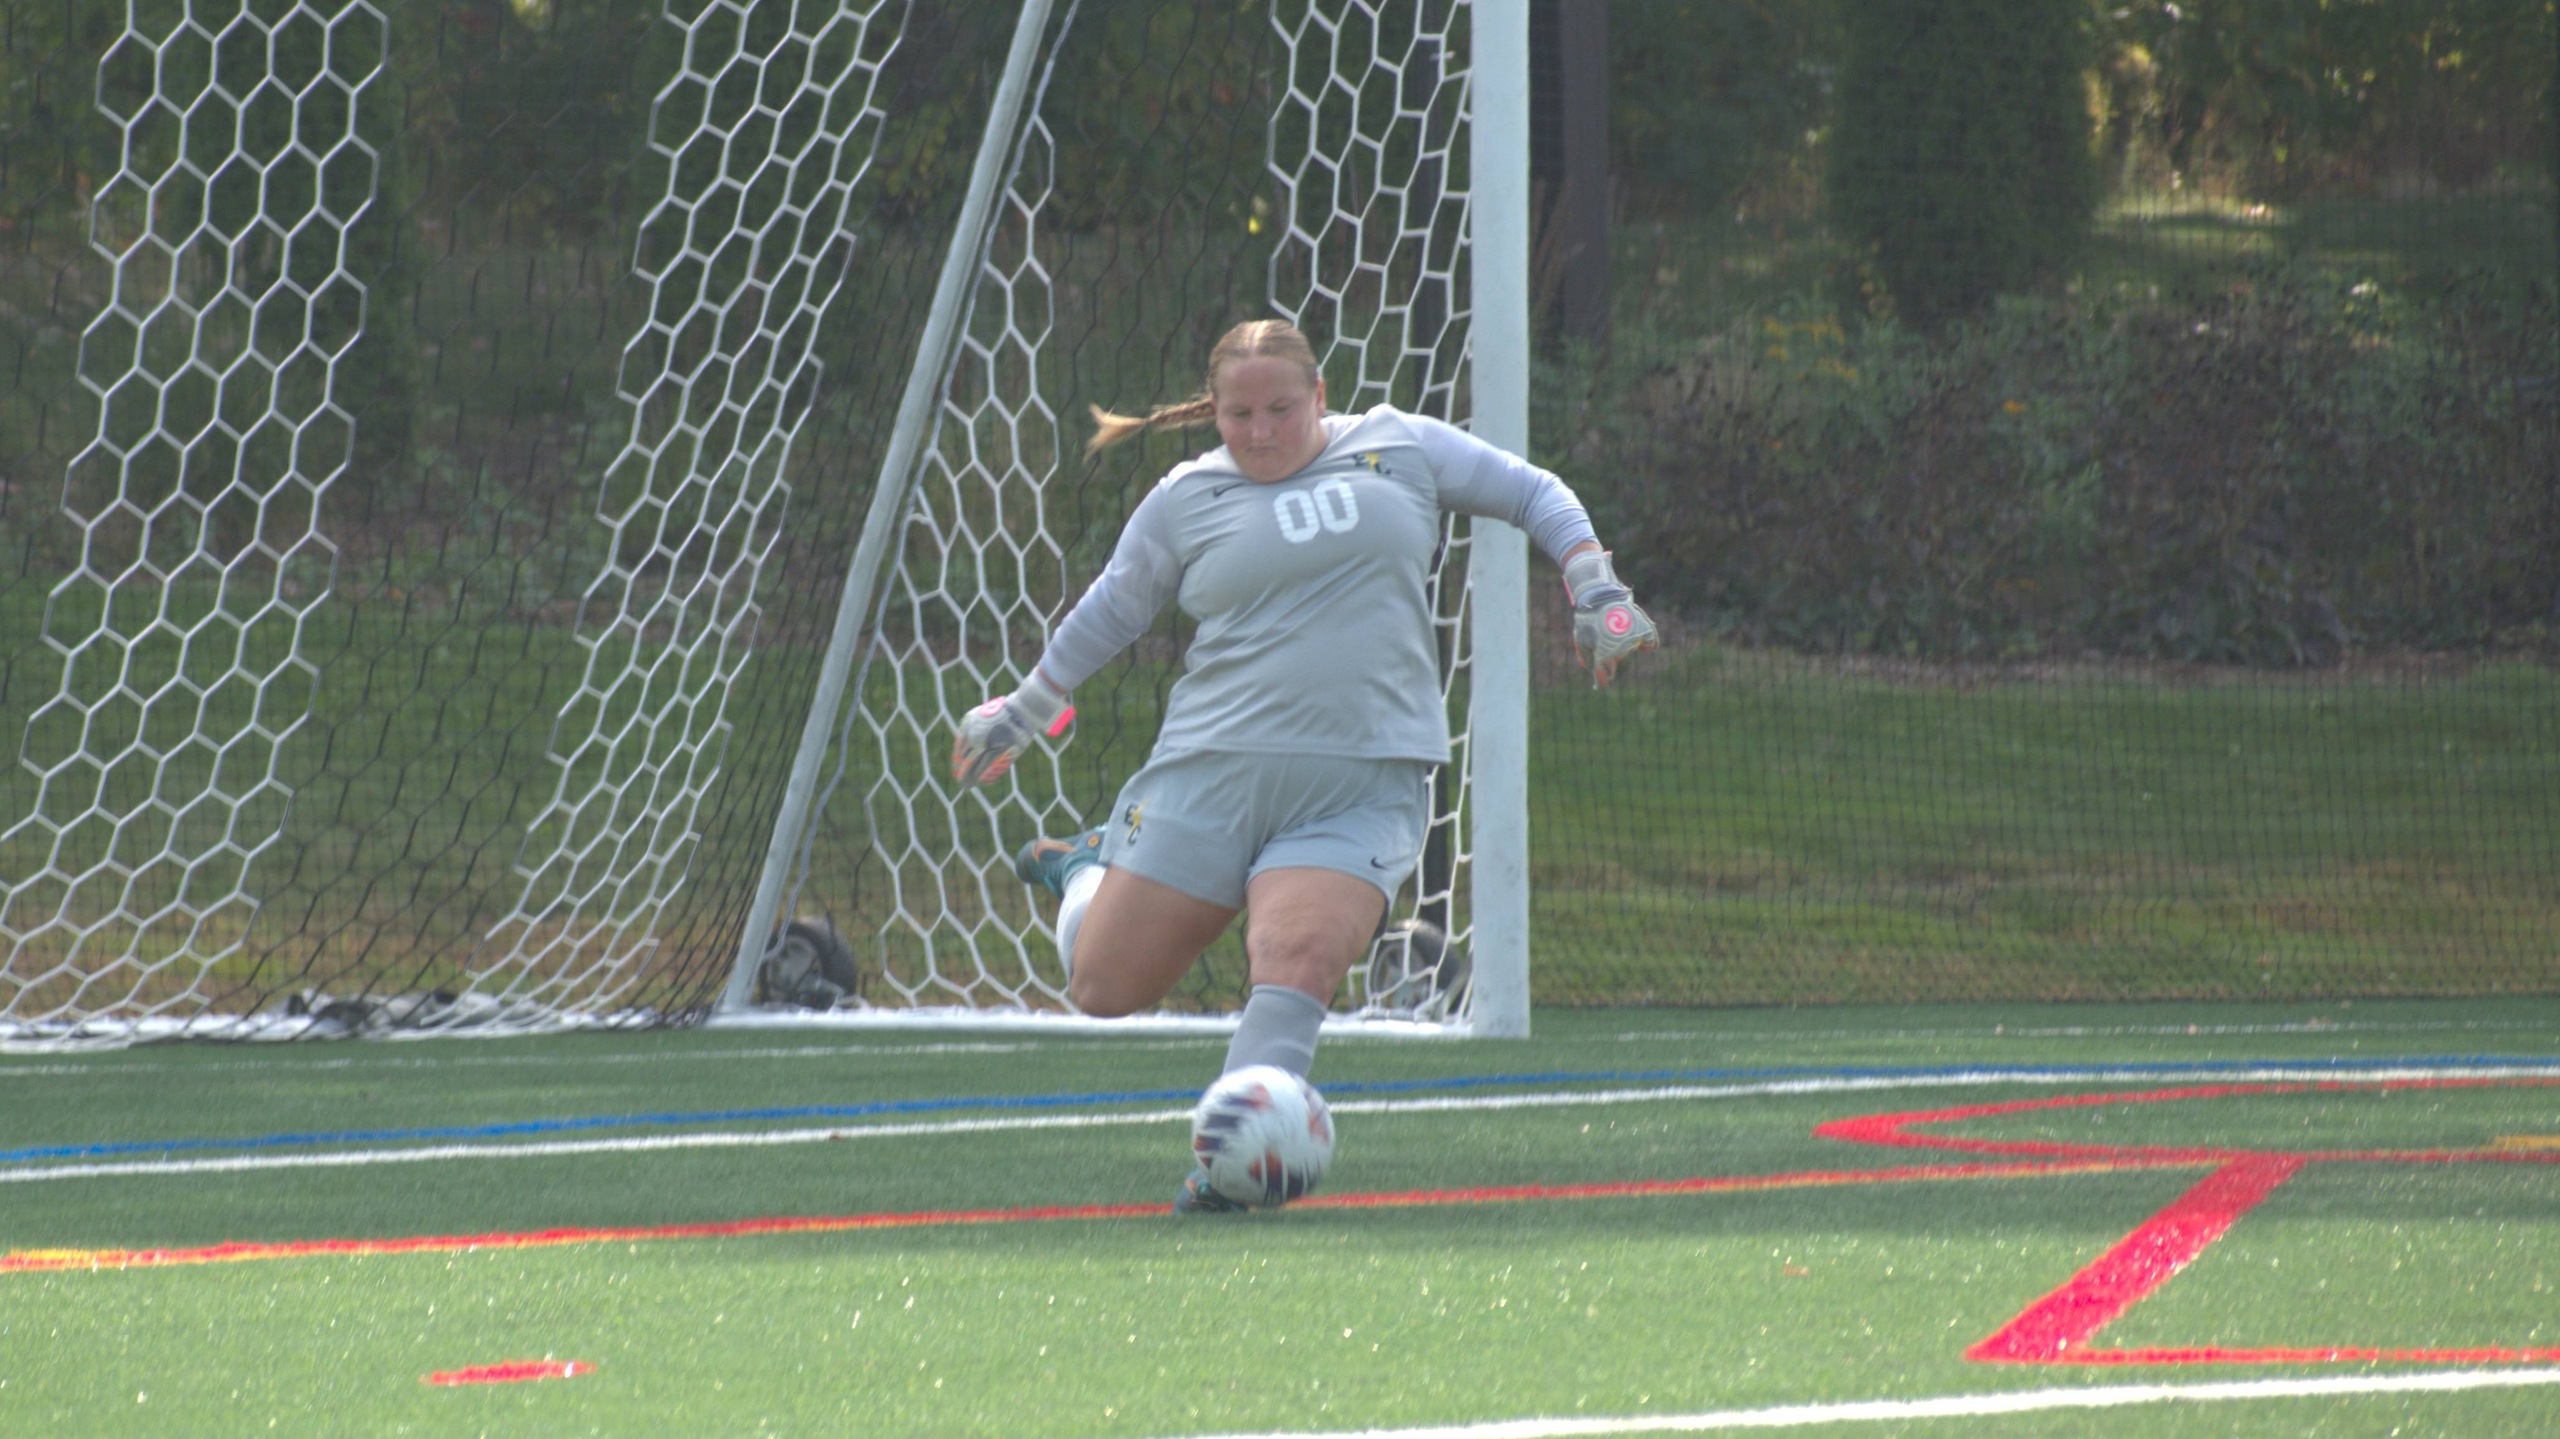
1035 405 1600 763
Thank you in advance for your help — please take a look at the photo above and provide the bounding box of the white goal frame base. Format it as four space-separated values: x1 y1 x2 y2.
699 1008 1475 1040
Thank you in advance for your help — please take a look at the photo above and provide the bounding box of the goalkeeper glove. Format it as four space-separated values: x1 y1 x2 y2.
950 670 1075 786
1562 549 1659 689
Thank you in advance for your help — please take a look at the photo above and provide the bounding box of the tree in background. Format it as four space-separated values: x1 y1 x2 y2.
2093 0 2557 197
1826 0 2099 329
1606 0 1835 219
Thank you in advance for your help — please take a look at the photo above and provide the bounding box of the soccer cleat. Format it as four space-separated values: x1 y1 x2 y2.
1172 1166 1249 1215
1013 827 1105 899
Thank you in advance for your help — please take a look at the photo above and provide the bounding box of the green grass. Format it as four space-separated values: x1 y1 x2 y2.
1531 646 2560 1004
3 1004 2560 1435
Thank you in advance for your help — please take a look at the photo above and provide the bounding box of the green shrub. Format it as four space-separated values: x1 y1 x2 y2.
1827 0 2101 329
1607 1 1835 218
1566 266 2558 665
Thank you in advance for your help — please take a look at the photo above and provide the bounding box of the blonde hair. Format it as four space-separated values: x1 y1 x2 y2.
1084 319 1323 457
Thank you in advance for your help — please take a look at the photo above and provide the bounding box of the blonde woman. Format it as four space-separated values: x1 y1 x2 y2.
952 319 1655 1210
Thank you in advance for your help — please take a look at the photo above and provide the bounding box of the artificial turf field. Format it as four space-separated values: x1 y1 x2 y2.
3 1002 2559 1436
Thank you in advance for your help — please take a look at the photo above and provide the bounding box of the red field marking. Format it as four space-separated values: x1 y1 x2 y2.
0 1201 1167 1274
423 1359 590 1385
0 1161 2163 1275
1293 1159 2165 1211
1966 1154 2307 1362
1818 1080 2560 1369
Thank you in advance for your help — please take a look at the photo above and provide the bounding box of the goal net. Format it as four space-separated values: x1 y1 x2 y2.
0 0 1499 1041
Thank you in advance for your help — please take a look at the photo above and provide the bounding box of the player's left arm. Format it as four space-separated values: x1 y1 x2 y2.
1405 413 1659 688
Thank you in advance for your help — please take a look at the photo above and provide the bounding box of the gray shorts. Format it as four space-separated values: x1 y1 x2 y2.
1097 750 1433 909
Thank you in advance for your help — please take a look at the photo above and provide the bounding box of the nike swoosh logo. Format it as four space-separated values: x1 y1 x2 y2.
1212 482 1246 497
1368 856 1397 869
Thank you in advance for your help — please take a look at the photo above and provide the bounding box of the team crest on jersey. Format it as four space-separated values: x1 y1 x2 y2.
1354 451 1388 474
1123 800 1145 845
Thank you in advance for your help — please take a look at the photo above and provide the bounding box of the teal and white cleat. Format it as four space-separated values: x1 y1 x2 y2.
1012 828 1105 899
1172 1166 1249 1215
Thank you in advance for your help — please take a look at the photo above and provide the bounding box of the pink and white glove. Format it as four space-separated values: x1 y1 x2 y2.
950 671 1075 785
1562 550 1659 689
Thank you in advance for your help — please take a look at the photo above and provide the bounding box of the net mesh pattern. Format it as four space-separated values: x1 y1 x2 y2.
0 0 387 1025
0 0 932 1039
471 0 900 1014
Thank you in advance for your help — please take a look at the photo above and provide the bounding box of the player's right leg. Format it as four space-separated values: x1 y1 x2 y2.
1063 867 1237 1016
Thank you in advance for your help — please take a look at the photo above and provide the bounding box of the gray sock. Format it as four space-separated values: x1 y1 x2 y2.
1221 984 1329 1077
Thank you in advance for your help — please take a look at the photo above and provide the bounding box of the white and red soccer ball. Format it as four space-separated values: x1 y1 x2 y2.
1190 1065 1335 1208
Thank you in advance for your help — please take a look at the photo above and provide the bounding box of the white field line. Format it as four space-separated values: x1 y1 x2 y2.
1153 1368 2560 1439
7 1064 2559 1186
1322 1064 2560 1116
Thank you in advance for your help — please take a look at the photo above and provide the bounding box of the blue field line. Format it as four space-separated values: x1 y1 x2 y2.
7 1054 2557 1165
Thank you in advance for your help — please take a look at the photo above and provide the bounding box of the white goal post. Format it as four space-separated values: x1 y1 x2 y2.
0 0 1531 1044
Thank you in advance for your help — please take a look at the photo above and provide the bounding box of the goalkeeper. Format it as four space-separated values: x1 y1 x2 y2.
952 319 1655 1210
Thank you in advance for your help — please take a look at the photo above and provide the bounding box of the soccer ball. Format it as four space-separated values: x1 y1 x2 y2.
1190 1065 1336 1208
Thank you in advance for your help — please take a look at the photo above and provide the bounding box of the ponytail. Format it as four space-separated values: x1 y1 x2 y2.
1084 318 1323 459
1084 394 1217 457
